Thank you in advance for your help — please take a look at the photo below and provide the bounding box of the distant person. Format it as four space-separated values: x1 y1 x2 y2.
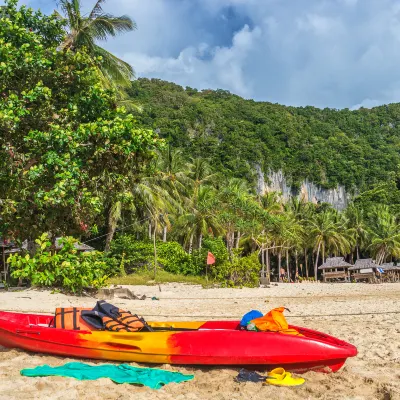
280 268 286 282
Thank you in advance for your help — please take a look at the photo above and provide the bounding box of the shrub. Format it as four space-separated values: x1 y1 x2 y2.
210 253 261 287
110 235 199 275
8 233 109 293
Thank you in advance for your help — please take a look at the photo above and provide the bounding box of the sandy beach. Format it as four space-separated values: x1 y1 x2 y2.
0 282 399 400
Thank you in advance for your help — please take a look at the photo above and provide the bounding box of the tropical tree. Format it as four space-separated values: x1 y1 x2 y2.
0 0 160 243
177 185 222 253
367 205 400 264
307 210 352 280
58 0 136 87
346 204 369 260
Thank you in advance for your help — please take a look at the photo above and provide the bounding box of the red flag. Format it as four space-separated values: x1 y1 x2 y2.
207 251 216 265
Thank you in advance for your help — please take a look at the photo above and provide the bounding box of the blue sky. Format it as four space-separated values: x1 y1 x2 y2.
8 0 400 108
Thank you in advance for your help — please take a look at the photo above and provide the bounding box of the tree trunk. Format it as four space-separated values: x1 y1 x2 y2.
305 248 309 278
356 245 360 261
148 223 152 240
236 231 241 249
266 248 270 281
295 250 298 279
226 231 234 260
314 242 321 281
322 243 325 265
153 220 157 279
286 248 290 282
261 245 265 277
188 233 194 254
163 226 167 242
278 252 282 282
199 233 203 249
104 202 122 252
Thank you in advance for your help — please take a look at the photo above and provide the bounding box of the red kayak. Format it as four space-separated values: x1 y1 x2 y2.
0 311 357 372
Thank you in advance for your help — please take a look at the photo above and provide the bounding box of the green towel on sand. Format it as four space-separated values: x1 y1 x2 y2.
21 362 194 389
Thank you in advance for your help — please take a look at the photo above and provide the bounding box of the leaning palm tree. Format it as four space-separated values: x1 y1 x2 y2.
58 0 136 87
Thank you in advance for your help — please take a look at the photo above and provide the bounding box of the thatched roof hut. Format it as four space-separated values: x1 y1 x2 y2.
348 259 378 271
380 262 400 271
318 257 352 270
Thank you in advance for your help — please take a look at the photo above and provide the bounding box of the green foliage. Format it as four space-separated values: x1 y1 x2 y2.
8 233 109 293
210 253 261 287
0 1 161 239
128 78 400 196
110 236 199 275
202 237 229 265
58 0 136 87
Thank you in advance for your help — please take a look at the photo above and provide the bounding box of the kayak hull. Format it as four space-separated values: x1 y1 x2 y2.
0 312 357 372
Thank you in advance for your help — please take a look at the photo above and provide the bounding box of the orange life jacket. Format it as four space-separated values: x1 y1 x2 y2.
101 310 145 332
54 307 99 331
81 301 147 332
251 307 302 336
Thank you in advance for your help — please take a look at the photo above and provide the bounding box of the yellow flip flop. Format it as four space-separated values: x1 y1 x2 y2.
265 368 305 387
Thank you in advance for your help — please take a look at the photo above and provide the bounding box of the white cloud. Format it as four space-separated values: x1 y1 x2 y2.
122 25 261 98
11 0 400 108
297 14 343 35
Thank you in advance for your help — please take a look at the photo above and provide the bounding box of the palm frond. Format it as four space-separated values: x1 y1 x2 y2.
94 44 134 85
88 15 136 40
88 0 106 19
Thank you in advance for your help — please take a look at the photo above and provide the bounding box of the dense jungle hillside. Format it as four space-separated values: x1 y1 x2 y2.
129 78 400 199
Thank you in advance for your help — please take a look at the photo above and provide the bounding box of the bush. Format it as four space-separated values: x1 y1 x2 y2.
191 237 229 274
8 233 109 293
210 253 261 287
110 236 199 275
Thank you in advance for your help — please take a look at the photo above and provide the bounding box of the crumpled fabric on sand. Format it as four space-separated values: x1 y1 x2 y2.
20 362 194 389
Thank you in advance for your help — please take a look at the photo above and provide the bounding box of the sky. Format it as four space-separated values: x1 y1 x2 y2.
8 0 400 109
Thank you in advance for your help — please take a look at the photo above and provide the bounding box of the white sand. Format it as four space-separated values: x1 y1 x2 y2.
0 282 399 400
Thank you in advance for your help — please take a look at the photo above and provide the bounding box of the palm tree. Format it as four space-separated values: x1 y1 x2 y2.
58 0 136 87
217 178 253 256
307 210 352 280
346 204 368 261
367 205 400 264
189 158 217 196
177 185 222 253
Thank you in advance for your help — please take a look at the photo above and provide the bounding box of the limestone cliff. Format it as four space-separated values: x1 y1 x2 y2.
256 165 350 210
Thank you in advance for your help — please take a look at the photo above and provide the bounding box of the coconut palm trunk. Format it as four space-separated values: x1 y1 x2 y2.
305 248 309 278
104 201 121 252
188 233 194 254
266 247 270 279
286 248 290 282
278 252 282 282
153 219 157 279
314 242 321 281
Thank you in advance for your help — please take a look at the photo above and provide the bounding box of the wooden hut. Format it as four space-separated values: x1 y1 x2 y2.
348 259 380 283
380 262 400 282
318 257 352 282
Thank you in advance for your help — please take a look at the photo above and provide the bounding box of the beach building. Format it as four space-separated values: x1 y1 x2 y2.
318 257 352 282
348 259 380 283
